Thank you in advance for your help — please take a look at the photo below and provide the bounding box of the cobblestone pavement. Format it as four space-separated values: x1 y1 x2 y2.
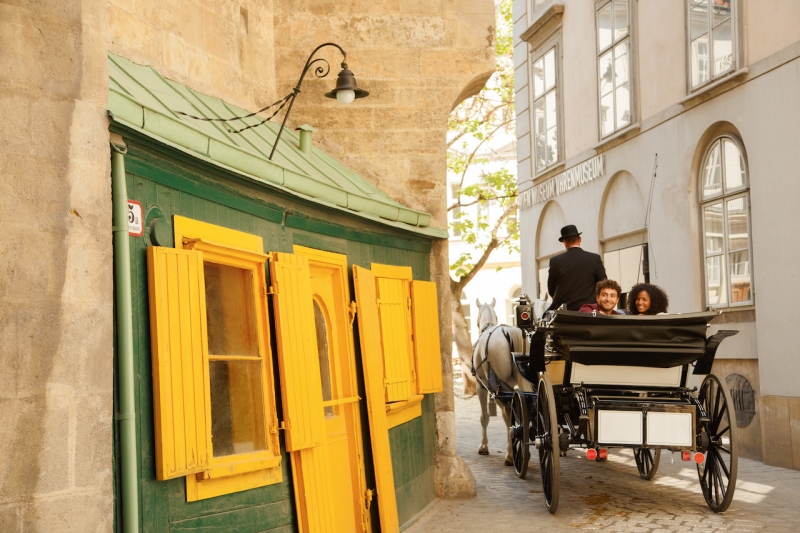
407 395 800 532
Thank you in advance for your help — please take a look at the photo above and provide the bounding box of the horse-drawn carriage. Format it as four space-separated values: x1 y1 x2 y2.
474 295 739 514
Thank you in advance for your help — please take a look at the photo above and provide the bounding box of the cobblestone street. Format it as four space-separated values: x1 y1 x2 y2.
407 395 800 532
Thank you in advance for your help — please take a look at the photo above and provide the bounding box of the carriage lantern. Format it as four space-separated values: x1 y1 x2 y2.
515 293 534 330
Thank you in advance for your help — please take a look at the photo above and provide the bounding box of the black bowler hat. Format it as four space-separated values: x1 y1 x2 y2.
558 225 582 242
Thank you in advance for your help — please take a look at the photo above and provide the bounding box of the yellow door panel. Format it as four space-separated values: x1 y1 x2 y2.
353 266 400 533
147 246 211 480
269 252 325 452
410 280 444 394
290 448 337 533
376 278 413 402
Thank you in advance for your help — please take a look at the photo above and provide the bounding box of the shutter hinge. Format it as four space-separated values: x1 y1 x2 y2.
280 420 288 431
267 285 276 295
269 423 278 435
349 301 357 326
364 488 374 510
407 297 412 308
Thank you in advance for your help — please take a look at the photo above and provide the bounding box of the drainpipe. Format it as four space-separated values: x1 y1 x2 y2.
111 133 140 533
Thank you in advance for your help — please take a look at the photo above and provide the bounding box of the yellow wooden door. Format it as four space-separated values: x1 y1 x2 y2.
298 247 371 533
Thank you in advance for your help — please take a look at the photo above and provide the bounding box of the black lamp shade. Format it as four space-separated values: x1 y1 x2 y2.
324 67 369 99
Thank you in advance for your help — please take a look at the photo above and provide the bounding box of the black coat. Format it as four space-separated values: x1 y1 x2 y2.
547 247 607 311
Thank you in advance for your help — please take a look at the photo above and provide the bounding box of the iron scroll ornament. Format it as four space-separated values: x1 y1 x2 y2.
269 42 369 160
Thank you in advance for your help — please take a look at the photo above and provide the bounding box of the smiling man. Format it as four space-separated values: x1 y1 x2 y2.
579 279 623 315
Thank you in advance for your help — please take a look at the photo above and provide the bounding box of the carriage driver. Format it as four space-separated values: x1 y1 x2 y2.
546 225 607 311
579 279 623 315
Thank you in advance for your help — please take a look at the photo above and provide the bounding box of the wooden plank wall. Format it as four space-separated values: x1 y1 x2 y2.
120 142 436 532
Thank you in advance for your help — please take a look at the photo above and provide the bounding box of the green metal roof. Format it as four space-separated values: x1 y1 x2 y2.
107 53 446 239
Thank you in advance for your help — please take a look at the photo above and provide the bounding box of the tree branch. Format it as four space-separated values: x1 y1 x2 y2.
447 193 518 212
452 202 518 292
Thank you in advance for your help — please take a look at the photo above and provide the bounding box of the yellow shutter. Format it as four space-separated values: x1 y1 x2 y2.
270 252 336 531
268 252 325 451
353 266 401 533
146 246 211 480
410 280 444 394
376 277 413 402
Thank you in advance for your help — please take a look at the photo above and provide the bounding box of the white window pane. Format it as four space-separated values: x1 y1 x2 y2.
534 97 546 136
598 3 613 50
614 0 629 41
706 255 728 306
712 1 731 27
689 0 709 41
533 58 545 98
535 134 546 171
722 139 746 190
538 267 550 301
532 0 547 11
729 250 751 303
703 202 724 254
726 196 749 251
615 84 630 128
614 42 629 86
713 18 733 75
691 35 710 87
600 92 615 137
545 91 557 131
544 49 556 91
599 50 614 96
702 140 722 198
546 127 558 166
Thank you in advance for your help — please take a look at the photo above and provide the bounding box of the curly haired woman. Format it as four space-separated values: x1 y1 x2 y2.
627 283 669 315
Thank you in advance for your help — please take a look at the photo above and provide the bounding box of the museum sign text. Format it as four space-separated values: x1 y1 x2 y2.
520 155 605 209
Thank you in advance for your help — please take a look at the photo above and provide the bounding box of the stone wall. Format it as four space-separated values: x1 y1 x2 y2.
108 0 278 112
0 1 114 531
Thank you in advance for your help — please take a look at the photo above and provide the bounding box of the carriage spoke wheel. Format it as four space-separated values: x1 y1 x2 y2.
633 448 661 480
510 389 531 479
535 373 560 513
697 374 738 513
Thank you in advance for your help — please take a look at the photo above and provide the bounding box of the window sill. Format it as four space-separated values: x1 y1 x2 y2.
680 68 749 108
186 463 282 501
592 122 641 154
532 162 566 185
521 3 565 48
386 394 423 429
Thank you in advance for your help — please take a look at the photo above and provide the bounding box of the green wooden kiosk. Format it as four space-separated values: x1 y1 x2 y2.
109 53 446 533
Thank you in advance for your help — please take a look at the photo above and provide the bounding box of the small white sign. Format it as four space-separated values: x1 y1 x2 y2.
128 200 143 237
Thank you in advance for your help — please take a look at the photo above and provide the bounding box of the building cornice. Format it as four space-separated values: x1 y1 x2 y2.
520 3 565 50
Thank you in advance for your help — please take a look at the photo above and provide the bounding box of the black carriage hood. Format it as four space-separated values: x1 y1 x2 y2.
546 310 736 369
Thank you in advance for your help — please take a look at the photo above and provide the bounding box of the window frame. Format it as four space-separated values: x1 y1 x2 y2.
685 0 741 93
595 0 637 139
699 135 754 309
172 216 282 500
529 34 564 176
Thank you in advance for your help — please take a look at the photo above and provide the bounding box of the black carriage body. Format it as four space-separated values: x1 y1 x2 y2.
506 309 740 513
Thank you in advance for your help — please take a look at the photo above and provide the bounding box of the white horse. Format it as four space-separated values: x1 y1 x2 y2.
472 298 535 465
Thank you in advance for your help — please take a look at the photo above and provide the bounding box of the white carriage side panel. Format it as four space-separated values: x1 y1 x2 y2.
570 364 682 387
597 411 643 445
646 412 693 447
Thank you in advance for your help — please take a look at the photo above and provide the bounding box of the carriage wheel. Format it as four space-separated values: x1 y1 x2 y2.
633 448 661 480
510 389 531 479
534 373 560 513
696 374 738 513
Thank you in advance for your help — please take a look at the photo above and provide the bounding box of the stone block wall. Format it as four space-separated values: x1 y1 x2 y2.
108 0 278 112
0 1 114 531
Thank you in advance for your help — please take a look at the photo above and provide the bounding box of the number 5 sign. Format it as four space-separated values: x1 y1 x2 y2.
128 200 143 237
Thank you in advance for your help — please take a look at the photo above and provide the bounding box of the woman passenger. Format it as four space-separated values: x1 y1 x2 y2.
627 283 669 315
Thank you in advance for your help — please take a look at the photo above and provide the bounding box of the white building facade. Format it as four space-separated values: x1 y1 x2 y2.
513 0 800 468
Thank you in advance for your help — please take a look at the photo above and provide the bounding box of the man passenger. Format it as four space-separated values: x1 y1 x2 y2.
546 225 607 311
579 279 622 315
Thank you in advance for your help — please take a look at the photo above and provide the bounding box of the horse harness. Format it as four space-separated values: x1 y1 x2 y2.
472 325 515 395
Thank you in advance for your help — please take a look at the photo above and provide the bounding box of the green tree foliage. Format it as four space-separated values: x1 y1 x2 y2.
448 0 518 394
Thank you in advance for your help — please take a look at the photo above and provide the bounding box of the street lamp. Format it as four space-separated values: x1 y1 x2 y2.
269 42 369 160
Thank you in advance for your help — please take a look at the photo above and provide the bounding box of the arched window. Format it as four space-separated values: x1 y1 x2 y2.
700 136 752 307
